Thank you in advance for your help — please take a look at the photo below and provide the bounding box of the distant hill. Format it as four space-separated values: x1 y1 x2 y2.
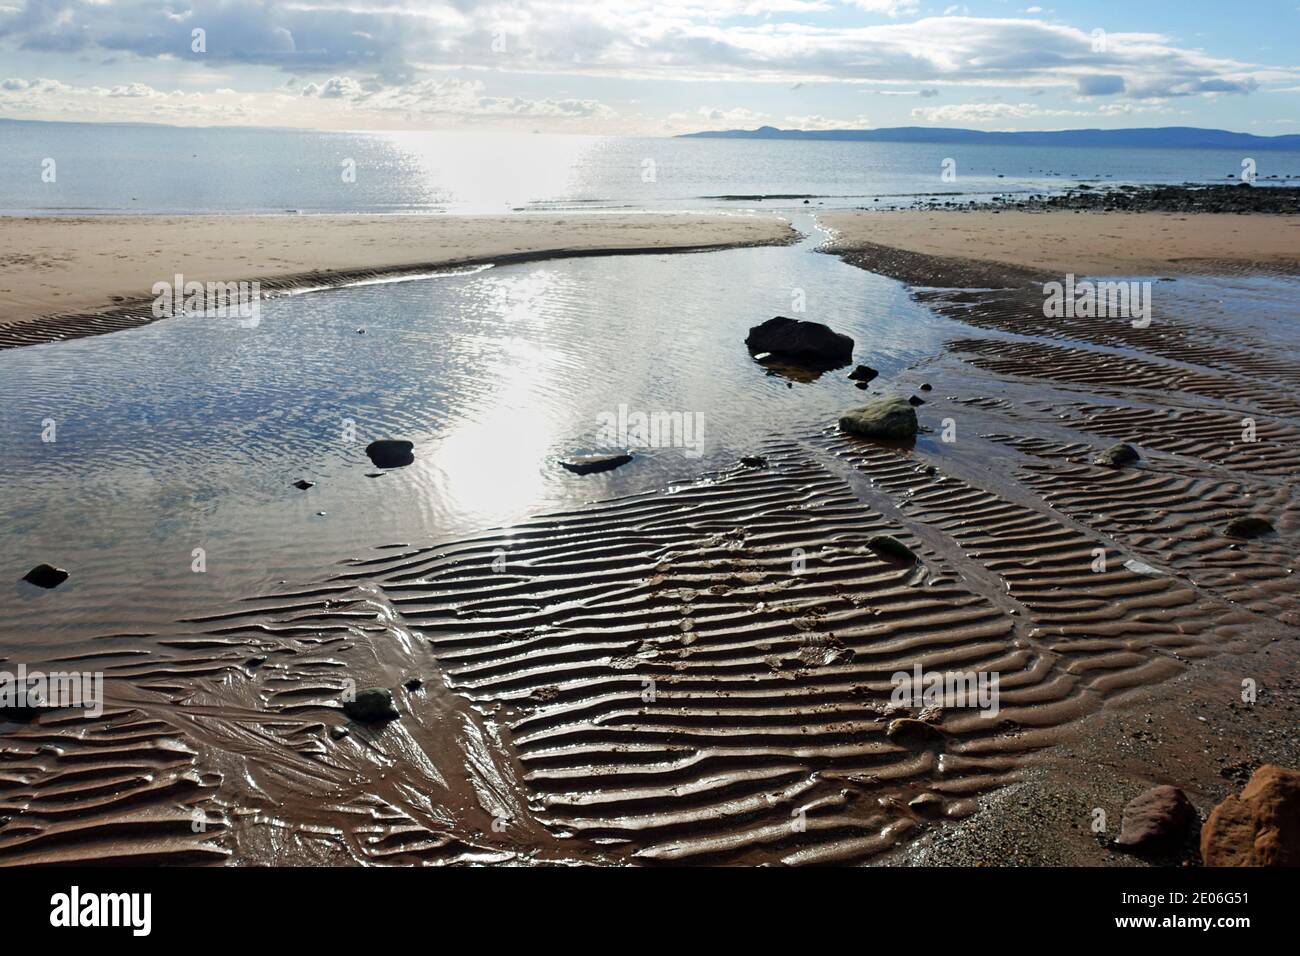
677 126 1300 150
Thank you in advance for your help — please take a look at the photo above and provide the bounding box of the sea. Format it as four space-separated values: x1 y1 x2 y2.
3 121 1300 216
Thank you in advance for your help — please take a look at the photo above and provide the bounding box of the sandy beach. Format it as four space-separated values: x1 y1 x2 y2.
822 210 1300 276
0 212 795 341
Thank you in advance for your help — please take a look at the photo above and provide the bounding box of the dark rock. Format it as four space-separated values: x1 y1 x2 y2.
342 688 400 723
909 395 925 406
942 184 1300 216
0 677 52 721
866 534 918 564
561 453 633 475
292 479 315 490
1114 785 1196 851
887 717 943 745
740 455 768 469
329 725 350 740
838 397 918 441
22 564 68 589
919 382 932 392
365 439 414 469
0 700 45 722
1094 443 1140 467
1201 764 1300 866
1223 516 1274 539
848 364 879 383
403 677 423 691
854 381 870 390
746 316 854 369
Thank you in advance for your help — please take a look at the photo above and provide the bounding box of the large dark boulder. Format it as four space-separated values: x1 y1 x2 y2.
365 440 414 469
746 317 854 369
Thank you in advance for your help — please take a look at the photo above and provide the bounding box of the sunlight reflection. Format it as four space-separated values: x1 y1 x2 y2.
380 131 605 213
434 335 555 521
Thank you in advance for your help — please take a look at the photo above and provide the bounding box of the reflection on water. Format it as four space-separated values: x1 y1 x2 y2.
1 223 952 640
435 336 556 520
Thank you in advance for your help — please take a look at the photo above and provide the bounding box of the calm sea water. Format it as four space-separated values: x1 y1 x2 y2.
3 121 1300 216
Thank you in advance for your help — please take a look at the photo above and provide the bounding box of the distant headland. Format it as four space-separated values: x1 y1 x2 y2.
676 125 1300 150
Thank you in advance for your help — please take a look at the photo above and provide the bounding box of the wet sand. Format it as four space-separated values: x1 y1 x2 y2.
2 213 1298 866
0 213 796 347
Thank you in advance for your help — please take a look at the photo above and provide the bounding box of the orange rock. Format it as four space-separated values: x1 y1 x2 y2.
1201 765 1300 866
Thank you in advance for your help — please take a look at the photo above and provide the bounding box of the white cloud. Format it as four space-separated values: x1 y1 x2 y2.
0 73 615 127
846 0 920 15
0 4 1293 131
0 3 1282 99
783 113 873 129
911 100 1169 124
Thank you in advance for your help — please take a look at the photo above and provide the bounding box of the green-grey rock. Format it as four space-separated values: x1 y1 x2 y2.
1223 516 1274 539
343 688 400 723
838 398 918 440
1094 443 1140 467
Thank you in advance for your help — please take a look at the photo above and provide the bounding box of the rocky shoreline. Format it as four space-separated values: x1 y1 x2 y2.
905 183 1300 215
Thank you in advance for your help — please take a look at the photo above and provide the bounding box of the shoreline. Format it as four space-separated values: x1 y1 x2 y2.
821 209 1300 278
0 212 797 349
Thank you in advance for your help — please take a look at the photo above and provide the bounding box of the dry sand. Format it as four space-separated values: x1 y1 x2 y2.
0 212 795 331
821 210 1300 275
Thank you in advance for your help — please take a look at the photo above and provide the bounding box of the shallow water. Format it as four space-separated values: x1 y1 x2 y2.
1 218 956 642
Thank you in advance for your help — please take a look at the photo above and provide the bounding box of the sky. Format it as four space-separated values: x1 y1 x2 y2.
1 1 1298 135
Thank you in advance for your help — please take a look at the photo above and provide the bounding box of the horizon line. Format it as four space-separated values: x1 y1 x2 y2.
4 116 1300 140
